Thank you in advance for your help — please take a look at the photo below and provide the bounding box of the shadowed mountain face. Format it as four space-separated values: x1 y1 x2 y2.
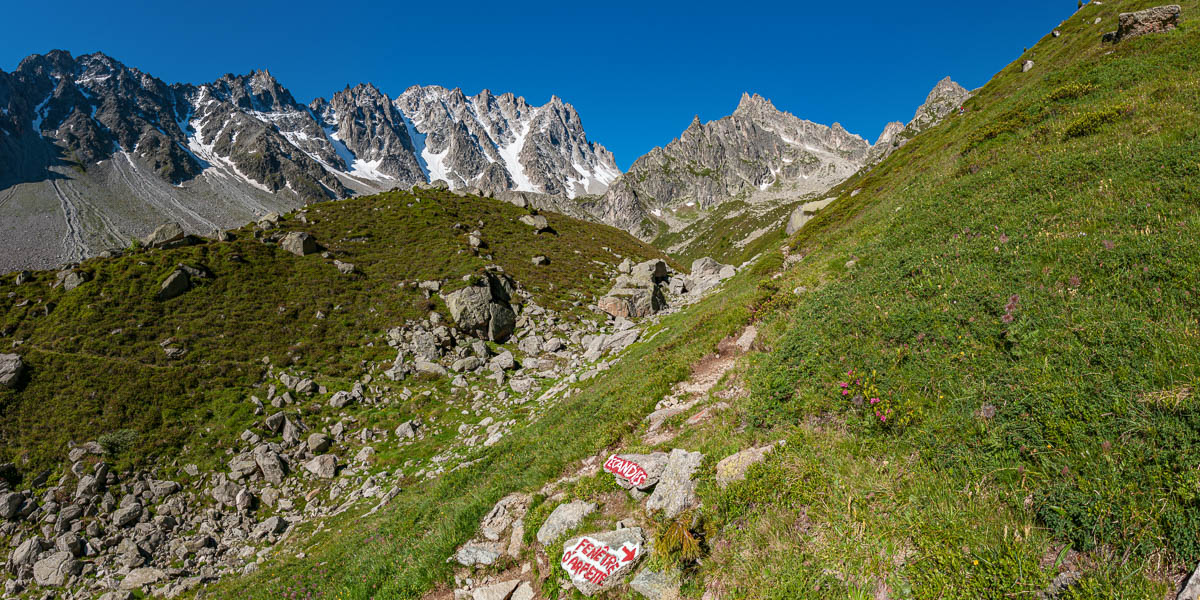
0 51 620 272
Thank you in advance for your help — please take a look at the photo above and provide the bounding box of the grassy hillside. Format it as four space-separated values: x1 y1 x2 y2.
3 1 1197 598
0 189 671 474
715 1 1200 596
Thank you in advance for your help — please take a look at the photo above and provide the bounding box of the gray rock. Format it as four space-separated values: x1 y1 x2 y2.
53 532 83 557
119 567 166 590
519 214 550 232
7 536 45 573
471 579 520 600
630 567 681 599
157 269 191 301
0 491 24 518
532 255 549 266
254 446 287 485
414 360 448 378
32 551 80 587
328 390 354 409
598 285 664 319
14 270 31 285
490 350 516 371
1022 60 1035 73
536 500 597 545
561 527 646 596
333 260 356 274
443 273 517 342
395 420 420 440
253 515 288 539
454 542 503 567
603 452 670 491
112 503 142 527
304 454 338 479
281 231 318 256
1108 5 1181 42
142 223 185 248
57 269 91 291
307 433 332 453
646 449 703 518
715 443 778 487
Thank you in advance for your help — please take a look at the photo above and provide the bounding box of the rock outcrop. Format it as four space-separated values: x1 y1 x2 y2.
1103 5 1181 42
0 354 25 388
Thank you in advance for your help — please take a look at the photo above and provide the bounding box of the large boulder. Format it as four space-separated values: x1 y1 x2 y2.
281 231 318 256
157 269 191 301
142 222 185 248
56 269 91 291
536 500 597 545
32 551 80 587
443 273 518 342
1105 5 1181 42
304 454 338 479
629 259 668 285
0 354 24 388
598 286 665 319
560 527 646 596
119 567 166 590
645 449 703 518
686 257 735 295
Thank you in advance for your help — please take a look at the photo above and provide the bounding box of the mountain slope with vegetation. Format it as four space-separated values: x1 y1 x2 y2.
1 1 1197 599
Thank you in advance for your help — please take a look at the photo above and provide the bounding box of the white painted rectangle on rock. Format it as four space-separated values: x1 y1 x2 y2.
560 536 640 587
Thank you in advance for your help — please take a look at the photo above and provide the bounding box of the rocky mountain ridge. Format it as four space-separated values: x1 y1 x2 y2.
0 51 619 272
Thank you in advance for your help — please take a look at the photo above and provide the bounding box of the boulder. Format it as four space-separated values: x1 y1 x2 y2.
519 214 550 232
444 273 518 342
142 222 185 248
253 515 288 539
632 259 668 282
7 536 45 574
560 527 645 596
1022 60 1034 73
715 443 778 487
1106 5 1181 42
532 255 549 266
454 542 503 567
0 354 24 388
307 433 332 453
157 269 191 301
395 420 420 439
32 551 80 587
281 231 318 256
119 567 166 590
57 269 91 291
414 360 448 378
536 500 597 545
603 452 670 491
645 449 703 518
1180 561 1200 600
112 503 142 527
304 454 338 479
333 260 356 274
598 286 665 319
0 491 24 519
471 579 520 600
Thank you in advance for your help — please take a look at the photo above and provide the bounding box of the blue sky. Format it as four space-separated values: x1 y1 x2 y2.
2 0 1085 170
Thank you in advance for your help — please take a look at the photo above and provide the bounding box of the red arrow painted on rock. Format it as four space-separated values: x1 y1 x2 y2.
621 546 637 563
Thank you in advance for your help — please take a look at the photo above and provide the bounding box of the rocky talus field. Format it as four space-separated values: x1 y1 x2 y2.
1 1 1200 599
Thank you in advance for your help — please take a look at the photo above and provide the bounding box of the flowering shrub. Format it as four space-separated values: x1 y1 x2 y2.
838 369 920 432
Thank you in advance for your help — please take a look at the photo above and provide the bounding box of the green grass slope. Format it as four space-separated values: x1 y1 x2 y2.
714 1 1200 596
0 189 671 474
199 2 1200 597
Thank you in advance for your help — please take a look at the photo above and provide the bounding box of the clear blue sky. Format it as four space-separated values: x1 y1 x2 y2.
2 0 1086 170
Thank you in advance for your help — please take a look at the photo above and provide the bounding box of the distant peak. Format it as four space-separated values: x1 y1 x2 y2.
734 92 774 115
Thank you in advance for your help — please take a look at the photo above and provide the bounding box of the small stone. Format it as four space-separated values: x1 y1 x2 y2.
536 500 596 545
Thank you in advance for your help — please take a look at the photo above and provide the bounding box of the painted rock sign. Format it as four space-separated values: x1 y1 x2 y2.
604 454 649 487
560 536 640 587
